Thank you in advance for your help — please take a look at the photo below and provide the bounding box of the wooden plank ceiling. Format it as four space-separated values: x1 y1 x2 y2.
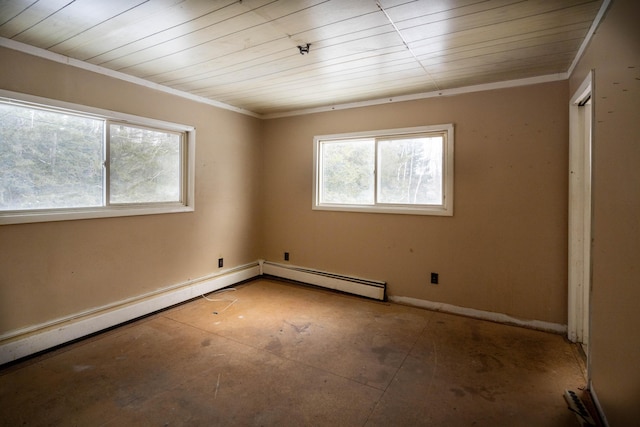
0 0 604 116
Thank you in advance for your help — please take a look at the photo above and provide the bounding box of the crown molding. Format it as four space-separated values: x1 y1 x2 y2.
0 37 261 119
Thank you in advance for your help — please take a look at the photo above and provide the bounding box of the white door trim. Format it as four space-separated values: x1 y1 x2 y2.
568 72 593 350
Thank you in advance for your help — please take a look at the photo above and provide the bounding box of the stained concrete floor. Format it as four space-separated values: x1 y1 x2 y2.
0 278 586 426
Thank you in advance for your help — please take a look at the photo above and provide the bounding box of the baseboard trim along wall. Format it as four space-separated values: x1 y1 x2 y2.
0 263 261 365
260 260 386 301
389 295 567 334
1 261 566 365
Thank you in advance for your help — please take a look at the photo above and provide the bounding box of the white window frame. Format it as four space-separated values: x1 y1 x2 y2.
313 124 454 216
0 89 195 225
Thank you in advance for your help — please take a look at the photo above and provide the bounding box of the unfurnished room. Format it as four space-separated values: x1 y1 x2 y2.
0 1 638 425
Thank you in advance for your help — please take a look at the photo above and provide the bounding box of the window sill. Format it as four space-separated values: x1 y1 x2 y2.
312 203 453 216
0 204 194 225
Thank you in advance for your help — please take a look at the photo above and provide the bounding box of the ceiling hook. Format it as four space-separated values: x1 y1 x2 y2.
297 43 311 55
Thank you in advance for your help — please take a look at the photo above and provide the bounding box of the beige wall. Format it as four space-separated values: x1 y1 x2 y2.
4 7 635 422
0 47 263 333
569 0 640 424
262 80 569 324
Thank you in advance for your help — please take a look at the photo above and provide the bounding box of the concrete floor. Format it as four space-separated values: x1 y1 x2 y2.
0 278 586 426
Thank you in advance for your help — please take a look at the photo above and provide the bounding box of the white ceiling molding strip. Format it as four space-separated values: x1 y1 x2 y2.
566 0 612 77
0 37 261 119
262 72 568 119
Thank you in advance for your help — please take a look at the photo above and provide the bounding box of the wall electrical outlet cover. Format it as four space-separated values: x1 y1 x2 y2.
218 258 223 268
430 272 439 284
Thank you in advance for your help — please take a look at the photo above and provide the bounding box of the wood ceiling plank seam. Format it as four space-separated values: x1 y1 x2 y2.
144 37 294 81
259 1 380 39
117 4 386 79
102 6 278 70
430 51 576 75
101 21 277 72
405 12 598 62
237 75 441 112
188 50 417 93
1 0 72 41
285 7 381 39
296 24 395 53
410 20 591 56
153 42 294 84
380 0 524 22
13 0 153 49
143 13 393 82
392 0 597 32
138 21 301 79
19 0 149 50
218 70 428 105
427 53 576 80
46 0 151 50
0 0 38 28
212 49 573 108
110 0 332 72
415 36 586 69
64 0 242 61
396 3 601 44
86 0 267 64
155 44 296 86
199 55 421 101
178 36 408 86
250 71 569 116
376 1 441 90
389 0 529 33
204 55 425 101
50 0 187 56
398 0 603 44
416 38 582 71
175 33 404 87
158 46 400 92
245 58 569 112
436 61 573 88
95 1 380 78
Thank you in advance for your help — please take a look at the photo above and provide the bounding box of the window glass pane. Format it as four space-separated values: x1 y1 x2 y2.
378 136 443 205
320 139 374 205
0 102 103 210
110 124 181 204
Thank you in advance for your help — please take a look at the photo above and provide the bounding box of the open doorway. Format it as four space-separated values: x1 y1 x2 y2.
568 72 593 357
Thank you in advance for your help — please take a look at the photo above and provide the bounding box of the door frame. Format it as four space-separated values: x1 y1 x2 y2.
568 71 593 355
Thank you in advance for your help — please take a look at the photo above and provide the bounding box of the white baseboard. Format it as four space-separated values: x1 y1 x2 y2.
0 263 260 365
261 261 385 300
389 295 567 334
1 261 568 365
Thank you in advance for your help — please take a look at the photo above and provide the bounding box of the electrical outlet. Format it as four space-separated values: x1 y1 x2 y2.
284 252 289 261
430 272 439 284
218 258 223 268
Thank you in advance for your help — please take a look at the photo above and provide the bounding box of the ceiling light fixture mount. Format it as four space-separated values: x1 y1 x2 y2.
298 43 311 55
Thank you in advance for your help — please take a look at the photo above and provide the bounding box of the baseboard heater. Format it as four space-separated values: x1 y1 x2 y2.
260 260 386 301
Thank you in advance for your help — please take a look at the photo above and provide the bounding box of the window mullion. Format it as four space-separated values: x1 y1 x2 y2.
374 138 380 206
104 120 111 207
180 133 186 204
